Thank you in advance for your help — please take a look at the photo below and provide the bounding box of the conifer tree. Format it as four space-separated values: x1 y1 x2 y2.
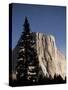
15 17 39 84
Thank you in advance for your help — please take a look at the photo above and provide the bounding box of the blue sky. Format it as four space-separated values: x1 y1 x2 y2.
12 3 66 55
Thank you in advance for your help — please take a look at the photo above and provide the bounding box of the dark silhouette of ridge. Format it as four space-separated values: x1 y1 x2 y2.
9 74 66 87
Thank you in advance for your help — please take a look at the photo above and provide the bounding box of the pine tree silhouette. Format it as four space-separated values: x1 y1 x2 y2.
15 17 39 85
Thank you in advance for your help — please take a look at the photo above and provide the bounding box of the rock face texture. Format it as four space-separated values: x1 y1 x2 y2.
12 32 66 80
36 32 66 80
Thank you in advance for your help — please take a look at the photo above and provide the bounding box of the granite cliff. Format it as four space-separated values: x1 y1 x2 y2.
36 32 66 80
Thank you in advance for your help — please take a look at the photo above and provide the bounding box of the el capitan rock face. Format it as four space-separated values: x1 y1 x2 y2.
12 32 66 84
36 32 66 80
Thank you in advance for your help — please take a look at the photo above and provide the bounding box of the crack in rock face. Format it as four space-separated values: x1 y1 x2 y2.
36 32 66 80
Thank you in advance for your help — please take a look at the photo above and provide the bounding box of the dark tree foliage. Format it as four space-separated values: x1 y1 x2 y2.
15 17 39 85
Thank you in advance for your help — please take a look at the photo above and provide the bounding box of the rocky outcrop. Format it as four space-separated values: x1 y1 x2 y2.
36 32 66 80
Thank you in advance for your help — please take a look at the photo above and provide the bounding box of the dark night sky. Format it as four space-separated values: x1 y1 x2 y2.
12 3 66 55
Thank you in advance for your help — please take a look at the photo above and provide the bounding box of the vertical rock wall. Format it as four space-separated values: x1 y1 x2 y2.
36 32 66 80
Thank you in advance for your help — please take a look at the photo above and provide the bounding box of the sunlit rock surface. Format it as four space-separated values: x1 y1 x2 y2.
36 32 66 80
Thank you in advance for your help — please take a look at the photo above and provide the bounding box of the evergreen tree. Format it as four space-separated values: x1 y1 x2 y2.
15 17 39 84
